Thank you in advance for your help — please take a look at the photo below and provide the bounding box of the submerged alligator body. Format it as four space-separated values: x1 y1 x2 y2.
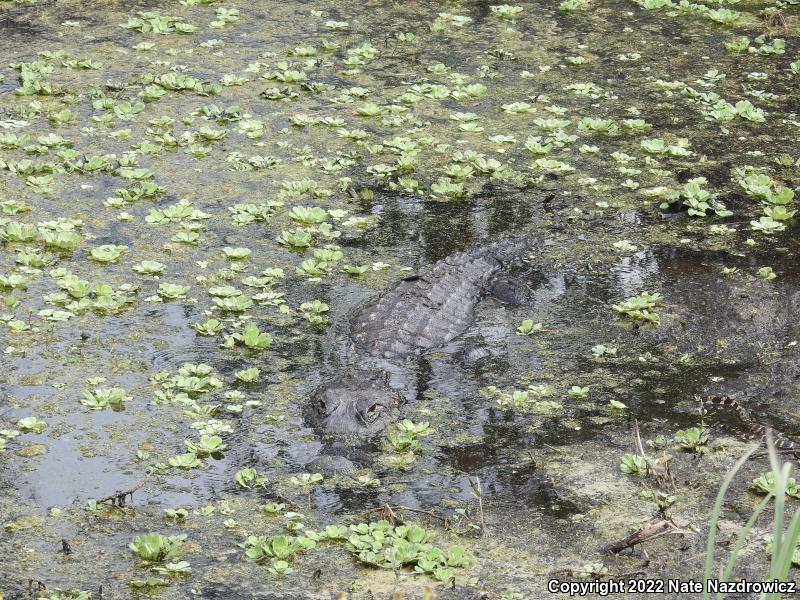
705 395 800 450
352 237 530 358
306 237 530 438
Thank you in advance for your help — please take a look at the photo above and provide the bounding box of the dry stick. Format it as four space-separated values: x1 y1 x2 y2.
470 476 486 534
603 514 694 555
276 494 304 510
96 475 148 507
633 419 647 460
364 504 448 522
634 419 676 490
549 568 647 579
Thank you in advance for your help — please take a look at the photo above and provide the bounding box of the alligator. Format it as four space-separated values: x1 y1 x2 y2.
304 237 531 447
306 372 401 437
351 236 530 358
703 395 800 450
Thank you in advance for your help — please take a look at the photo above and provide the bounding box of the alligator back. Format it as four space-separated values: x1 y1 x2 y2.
352 237 529 358
705 395 800 450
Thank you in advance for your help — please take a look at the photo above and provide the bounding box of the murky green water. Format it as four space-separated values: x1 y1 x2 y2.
0 0 799 597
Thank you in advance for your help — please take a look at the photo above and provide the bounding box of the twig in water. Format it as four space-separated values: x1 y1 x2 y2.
603 512 694 555
469 476 486 534
363 504 449 525
96 475 148 507
633 419 647 460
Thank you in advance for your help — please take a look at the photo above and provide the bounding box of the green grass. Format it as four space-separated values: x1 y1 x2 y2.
703 438 800 599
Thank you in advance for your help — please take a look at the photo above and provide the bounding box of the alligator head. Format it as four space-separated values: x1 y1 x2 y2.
306 373 400 436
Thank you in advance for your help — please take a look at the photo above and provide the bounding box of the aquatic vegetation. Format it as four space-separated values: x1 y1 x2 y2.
673 427 709 452
342 264 368 276
385 419 431 454
749 36 785 56
225 324 272 349
756 266 777 281
235 367 261 383
2 0 799 593
704 8 740 25
750 216 785 234
212 294 253 312
0 274 27 290
88 244 128 264
151 560 192 576
146 200 210 225
609 399 627 412
299 300 330 326
242 534 314 563
222 247 251 260
132 261 166 276
81 387 130 411
490 5 523 19
164 508 188 521
129 532 186 563
278 229 313 248
17 416 46 433
234 467 268 489
620 453 650 475
338 520 468 580
263 502 285 514
752 473 800 500
515 319 542 335
567 385 589 399
591 344 617 358
185 435 226 457
121 12 197 34
156 283 191 300
290 473 324 487
611 292 663 324
640 137 692 157
168 452 203 469
208 286 242 299
703 441 800 598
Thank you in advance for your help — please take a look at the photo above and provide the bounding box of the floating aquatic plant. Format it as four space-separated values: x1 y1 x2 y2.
81 387 130 410
129 532 186 563
612 292 663 324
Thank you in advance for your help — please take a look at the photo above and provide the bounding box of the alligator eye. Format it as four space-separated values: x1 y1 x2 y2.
365 403 383 421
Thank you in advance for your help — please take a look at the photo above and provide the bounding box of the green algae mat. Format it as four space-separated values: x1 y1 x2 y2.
0 0 799 597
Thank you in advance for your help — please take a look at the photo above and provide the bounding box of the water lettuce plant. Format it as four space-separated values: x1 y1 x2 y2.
168 452 203 469
129 533 186 563
703 440 800 600
612 292 663 324
752 472 800 500
17 416 46 433
620 453 649 475
235 367 260 383
185 435 226 457
338 520 468 581
224 324 272 349
515 319 542 335
234 467 268 489
81 387 130 410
